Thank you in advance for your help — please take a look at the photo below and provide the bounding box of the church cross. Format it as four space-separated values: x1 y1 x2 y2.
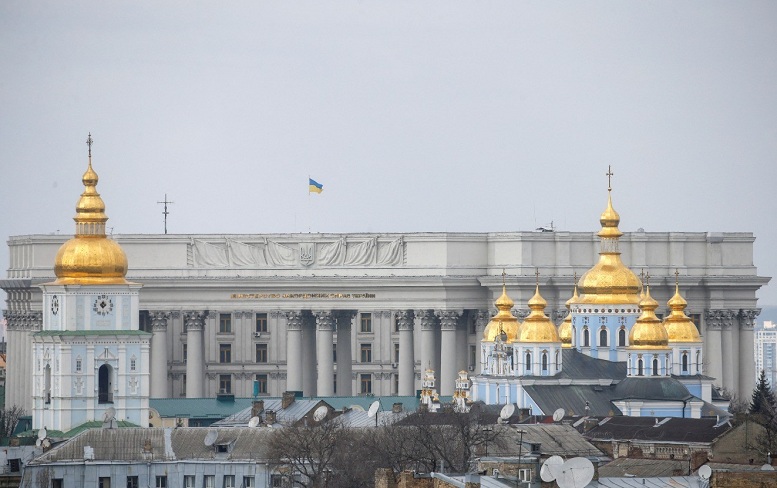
644 271 651 287
675 269 680 286
606 165 614 192
535 268 540 287
501 269 506 286
86 133 93 158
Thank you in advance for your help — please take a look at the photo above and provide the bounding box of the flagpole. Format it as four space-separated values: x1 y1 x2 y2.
308 175 311 233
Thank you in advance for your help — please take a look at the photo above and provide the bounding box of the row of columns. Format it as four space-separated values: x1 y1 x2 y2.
3 311 42 412
704 309 760 401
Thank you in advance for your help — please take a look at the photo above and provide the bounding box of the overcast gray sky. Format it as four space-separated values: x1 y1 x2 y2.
1 2 776 309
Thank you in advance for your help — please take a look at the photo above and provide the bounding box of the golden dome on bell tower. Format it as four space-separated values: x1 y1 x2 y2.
663 270 701 343
628 280 669 349
557 277 578 348
482 272 520 342
517 272 561 343
53 134 128 285
577 166 642 305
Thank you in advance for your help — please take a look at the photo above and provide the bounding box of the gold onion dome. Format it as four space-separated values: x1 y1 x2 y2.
628 285 669 349
577 187 641 305
558 284 578 348
53 135 128 285
482 283 520 342
517 285 561 343
663 278 701 343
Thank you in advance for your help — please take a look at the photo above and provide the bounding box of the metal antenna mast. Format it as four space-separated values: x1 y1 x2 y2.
157 194 174 234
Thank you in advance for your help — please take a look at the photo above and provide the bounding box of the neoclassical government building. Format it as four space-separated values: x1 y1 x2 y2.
1 155 770 415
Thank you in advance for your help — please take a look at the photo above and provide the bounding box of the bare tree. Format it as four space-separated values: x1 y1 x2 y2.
0 405 25 440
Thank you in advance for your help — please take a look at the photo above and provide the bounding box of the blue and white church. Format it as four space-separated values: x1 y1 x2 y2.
471 179 724 419
31 135 151 431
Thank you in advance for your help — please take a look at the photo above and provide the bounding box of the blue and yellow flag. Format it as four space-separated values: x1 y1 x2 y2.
309 178 323 194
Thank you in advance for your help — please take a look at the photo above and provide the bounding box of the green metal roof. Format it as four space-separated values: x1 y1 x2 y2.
150 397 256 419
33 330 151 337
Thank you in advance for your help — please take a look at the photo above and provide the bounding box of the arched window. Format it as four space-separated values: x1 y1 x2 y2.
525 352 532 373
637 358 644 376
652 357 659 376
696 350 701 373
682 352 689 373
583 327 590 347
599 328 608 347
618 327 626 347
98 364 113 404
541 352 548 371
555 350 560 369
44 364 51 404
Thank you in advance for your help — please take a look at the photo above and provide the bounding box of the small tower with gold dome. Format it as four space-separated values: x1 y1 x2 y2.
663 270 703 377
573 167 642 362
33 135 151 432
513 271 562 377
626 276 670 378
480 271 521 376
557 275 578 349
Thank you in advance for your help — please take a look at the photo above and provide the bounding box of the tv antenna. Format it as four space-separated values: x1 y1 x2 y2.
157 194 174 234
204 430 218 447
313 405 328 422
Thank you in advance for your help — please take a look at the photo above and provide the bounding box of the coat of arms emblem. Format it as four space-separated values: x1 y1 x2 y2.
300 243 314 266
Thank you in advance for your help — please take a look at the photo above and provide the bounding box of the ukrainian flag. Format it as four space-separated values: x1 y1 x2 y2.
309 178 323 194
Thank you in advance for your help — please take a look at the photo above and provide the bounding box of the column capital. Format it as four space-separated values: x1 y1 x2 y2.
395 310 415 331
170 311 181 319
704 309 736 330
551 309 567 326
415 309 437 330
184 311 208 331
435 310 462 330
333 310 357 325
513 309 529 321
474 310 491 328
5 311 43 331
314 311 335 331
150 311 171 331
286 311 305 330
739 309 761 330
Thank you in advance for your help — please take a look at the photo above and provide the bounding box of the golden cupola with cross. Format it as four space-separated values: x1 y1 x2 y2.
518 280 561 343
663 272 701 343
628 283 669 349
53 134 128 285
576 167 642 305
557 279 578 348
482 278 520 343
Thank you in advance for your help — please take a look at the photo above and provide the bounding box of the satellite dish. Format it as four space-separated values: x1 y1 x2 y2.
698 465 712 479
313 405 328 422
103 407 116 422
350 404 365 412
204 430 218 447
38 428 47 441
553 408 566 422
248 416 260 428
367 401 381 418
556 457 595 488
540 455 564 482
42 439 51 449
499 403 515 421
35 438 42 448
761 464 775 471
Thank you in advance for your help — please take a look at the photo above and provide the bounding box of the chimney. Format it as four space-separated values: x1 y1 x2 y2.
392 402 403 413
265 409 276 424
282 391 296 409
252 400 264 418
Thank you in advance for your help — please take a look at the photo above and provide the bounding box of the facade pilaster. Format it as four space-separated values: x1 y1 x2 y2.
436 310 461 396
416 309 437 377
396 310 415 395
285 311 304 392
314 311 335 396
334 311 355 396
184 311 207 398
739 309 760 400
474 310 490 374
149 311 170 398
703 309 731 389
5 311 42 412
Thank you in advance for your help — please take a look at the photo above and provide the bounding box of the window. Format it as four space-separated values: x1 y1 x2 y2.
360 313 372 332
541 352 548 371
155 477 167 488
183 343 188 364
255 374 268 394
52 480 63 488
682 352 689 372
219 374 232 394
652 357 659 376
243 477 255 488
204 476 215 488
394 343 401 363
98 364 113 404
256 313 268 333
618 327 626 347
130 356 136 371
696 350 701 371
256 343 268 363
76 357 82 372
637 358 644 376
333 343 337 364
583 327 590 347
219 344 232 363
394 373 399 394
555 350 560 369
469 345 476 371
599 328 608 347
99 477 111 488
270 475 283 488
127 476 139 488
360 343 372 363
219 313 232 333
223 476 235 488
184 475 196 488
360 373 372 394
525 352 532 372
181 374 187 396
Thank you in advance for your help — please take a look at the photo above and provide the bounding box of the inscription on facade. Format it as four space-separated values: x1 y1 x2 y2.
231 293 376 300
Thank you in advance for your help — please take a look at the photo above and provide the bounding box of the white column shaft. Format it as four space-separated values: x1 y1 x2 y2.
440 327 457 396
316 321 334 396
186 326 204 398
706 327 723 386
150 327 169 398
399 327 415 395
336 314 353 396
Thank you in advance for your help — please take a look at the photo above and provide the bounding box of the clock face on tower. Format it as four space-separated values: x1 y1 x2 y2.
93 294 114 316
51 295 59 315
